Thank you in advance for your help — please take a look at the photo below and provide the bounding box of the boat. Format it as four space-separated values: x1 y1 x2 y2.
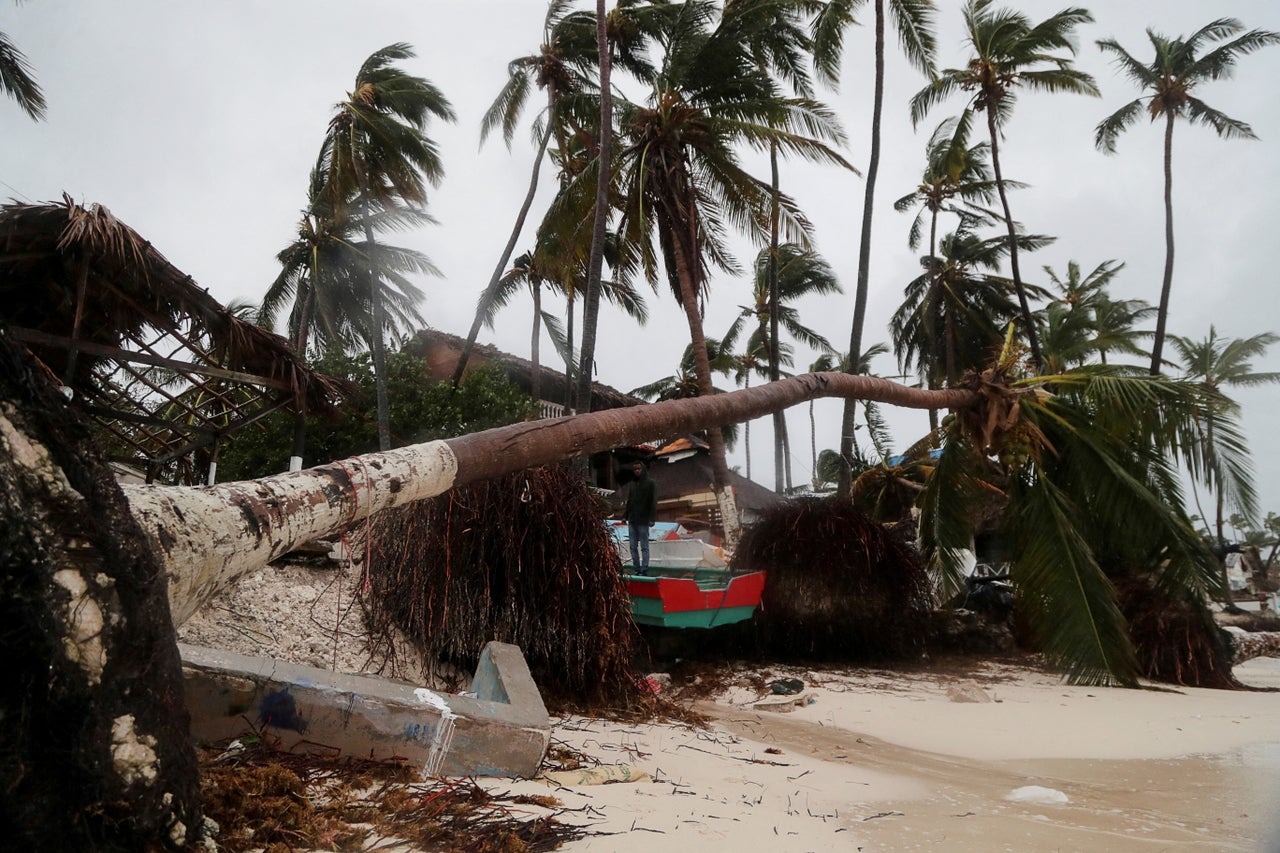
608 522 766 629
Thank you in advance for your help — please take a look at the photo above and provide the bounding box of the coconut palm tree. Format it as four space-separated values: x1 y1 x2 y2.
261 163 438 469
614 0 850 544
894 113 1007 259
261 169 435 360
920 334 1226 685
891 227 1052 395
1036 260 1154 373
812 0 936 498
1094 19 1280 375
717 0 826 486
1169 327 1280 582
910 0 1098 370
723 243 841 490
1 10 44 120
322 43 455 451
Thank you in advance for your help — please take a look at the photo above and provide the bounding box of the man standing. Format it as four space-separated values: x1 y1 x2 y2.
623 460 658 574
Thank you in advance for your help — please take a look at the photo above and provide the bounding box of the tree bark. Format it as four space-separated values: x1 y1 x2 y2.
986 103 1042 369
127 372 975 624
1149 110 1176 375
574 0 614 420
769 143 784 494
838 0 885 500
1 330 202 849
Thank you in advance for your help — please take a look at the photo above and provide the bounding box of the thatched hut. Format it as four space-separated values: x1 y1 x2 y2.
0 196 347 484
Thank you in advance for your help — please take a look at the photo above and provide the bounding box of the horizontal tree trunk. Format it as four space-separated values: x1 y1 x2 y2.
123 372 976 625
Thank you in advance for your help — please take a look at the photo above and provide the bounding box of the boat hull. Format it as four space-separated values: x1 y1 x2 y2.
623 569 765 629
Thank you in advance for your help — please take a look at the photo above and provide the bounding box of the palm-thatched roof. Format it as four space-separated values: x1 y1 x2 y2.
405 328 645 413
0 196 348 483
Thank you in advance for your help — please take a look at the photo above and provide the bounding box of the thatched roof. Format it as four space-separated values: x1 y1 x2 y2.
405 328 645 413
0 196 348 483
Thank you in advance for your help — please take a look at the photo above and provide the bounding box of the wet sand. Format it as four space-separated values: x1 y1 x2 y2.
500 657 1280 852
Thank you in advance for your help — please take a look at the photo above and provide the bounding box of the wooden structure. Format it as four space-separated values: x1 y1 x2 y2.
0 197 346 484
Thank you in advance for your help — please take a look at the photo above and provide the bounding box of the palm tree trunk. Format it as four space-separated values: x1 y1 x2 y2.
452 119 555 388
664 196 742 546
563 287 576 411
1149 111 1176 375
574 0 614 420
289 287 316 471
125 371 977 624
769 143 784 494
985 104 1042 369
779 412 793 492
357 187 393 452
809 398 818 490
530 284 543 405
744 373 752 480
927 206 940 431
838 0 885 500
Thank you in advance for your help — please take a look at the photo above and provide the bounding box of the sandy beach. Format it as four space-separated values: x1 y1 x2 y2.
487 657 1280 852
180 562 1280 851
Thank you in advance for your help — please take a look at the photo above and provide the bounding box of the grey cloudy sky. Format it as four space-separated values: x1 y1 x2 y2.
4 0 1279 521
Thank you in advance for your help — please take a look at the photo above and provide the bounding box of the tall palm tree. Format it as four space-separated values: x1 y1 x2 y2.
719 0 825 488
323 43 455 451
261 167 438 469
891 227 1052 395
1169 327 1280 577
724 243 841 491
261 169 434 360
1 21 43 119
1094 20 1280 375
910 0 1098 371
615 0 849 545
813 0 936 498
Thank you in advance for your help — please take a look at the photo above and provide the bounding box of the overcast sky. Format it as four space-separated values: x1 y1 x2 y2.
5 0 1279 523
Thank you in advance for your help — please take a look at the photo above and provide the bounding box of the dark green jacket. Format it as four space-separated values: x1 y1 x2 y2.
624 476 658 526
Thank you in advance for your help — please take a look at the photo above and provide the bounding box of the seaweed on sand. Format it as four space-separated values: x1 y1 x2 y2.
200 738 587 852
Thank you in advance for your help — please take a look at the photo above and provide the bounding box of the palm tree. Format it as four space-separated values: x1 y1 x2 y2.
724 243 841 491
891 227 1052 395
920 336 1225 685
1037 260 1154 373
894 113 1007 263
322 43 455 451
1 17 45 119
910 0 1098 370
1169 327 1280 584
1094 20 1280 375
719 0 826 488
614 0 849 545
813 0 937 499
261 170 435 360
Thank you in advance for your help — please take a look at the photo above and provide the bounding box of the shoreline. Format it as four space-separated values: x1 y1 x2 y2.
489 657 1280 852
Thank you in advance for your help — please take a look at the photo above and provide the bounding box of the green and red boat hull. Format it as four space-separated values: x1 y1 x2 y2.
623 568 765 629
